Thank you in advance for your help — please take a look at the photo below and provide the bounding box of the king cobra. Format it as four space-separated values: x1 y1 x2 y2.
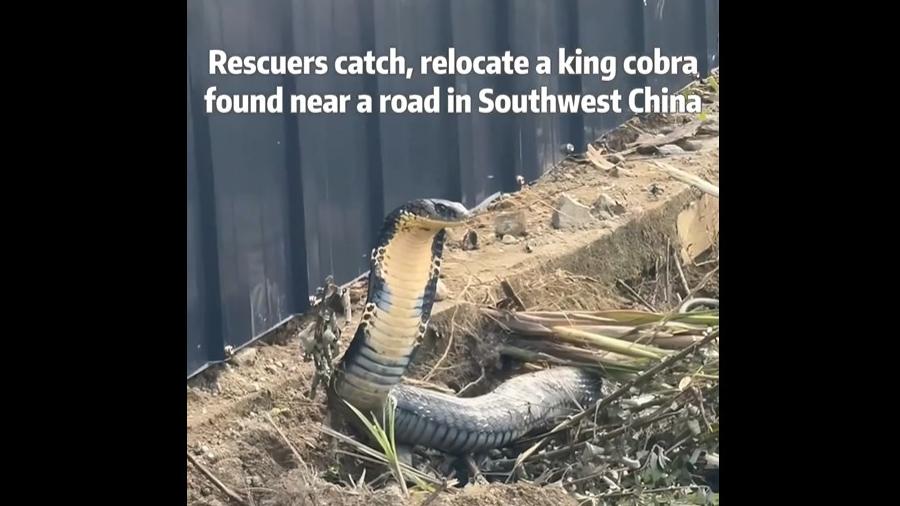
329 198 603 454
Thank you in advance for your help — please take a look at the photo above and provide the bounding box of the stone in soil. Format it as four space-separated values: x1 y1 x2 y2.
494 210 527 237
657 144 685 156
552 193 595 229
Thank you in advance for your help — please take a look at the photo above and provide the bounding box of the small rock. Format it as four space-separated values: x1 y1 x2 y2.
264 364 277 374
501 234 518 245
461 230 479 250
489 197 516 211
215 457 244 487
234 347 259 366
593 193 627 217
552 193 595 229
699 122 719 135
249 476 263 487
382 484 404 498
525 241 534 253
206 452 216 462
200 487 212 496
678 139 703 152
657 144 685 156
494 210 527 237
275 361 284 368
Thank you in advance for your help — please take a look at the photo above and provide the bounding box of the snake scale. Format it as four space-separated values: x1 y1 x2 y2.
328 198 603 454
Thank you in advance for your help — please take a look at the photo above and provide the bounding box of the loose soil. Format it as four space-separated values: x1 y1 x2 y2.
187 75 720 506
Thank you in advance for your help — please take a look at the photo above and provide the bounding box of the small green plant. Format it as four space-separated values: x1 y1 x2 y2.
344 396 432 496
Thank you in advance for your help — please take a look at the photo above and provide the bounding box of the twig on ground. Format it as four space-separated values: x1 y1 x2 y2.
652 257 661 306
265 413 309 472
421 479 449 506
617 119 702 157
466 456 488 485
665 240 671 305
673 248 692 296
659 266 719 326
457 365 486 395
500 280 526 311
651 160 719 198
422 279 473 382
491 408 684 471
617 279 657 312
692 386 714 433
423 307 459 382
507 329 719 478
600 484 706 498
187 452 249 506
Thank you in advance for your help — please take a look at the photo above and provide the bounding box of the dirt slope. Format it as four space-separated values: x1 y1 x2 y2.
187 77 720 506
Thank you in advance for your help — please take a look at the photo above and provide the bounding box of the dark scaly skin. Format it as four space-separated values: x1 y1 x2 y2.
329 198 603 454
391 367 601 454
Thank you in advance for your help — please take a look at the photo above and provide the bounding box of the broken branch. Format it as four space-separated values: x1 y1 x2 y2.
651 160 719 198
187 452 249 506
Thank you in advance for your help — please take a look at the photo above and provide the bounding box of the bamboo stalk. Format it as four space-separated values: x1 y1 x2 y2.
499 344 645 373
552 326 670 360
510 339 650 367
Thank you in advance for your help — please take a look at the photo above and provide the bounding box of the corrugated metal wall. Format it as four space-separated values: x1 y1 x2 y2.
186 0 720 377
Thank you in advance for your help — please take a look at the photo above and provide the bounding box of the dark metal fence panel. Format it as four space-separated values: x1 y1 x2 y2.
289 0 382 291
188 66 213 375
508 0 584 182
449 0 517 208
187 0 301 374
576 0 647 143
372 0 464 214
705 0 720 72
643 0 708 92
186 0 719 377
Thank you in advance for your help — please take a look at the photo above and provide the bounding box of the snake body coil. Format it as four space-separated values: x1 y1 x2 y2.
329 198 602 454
